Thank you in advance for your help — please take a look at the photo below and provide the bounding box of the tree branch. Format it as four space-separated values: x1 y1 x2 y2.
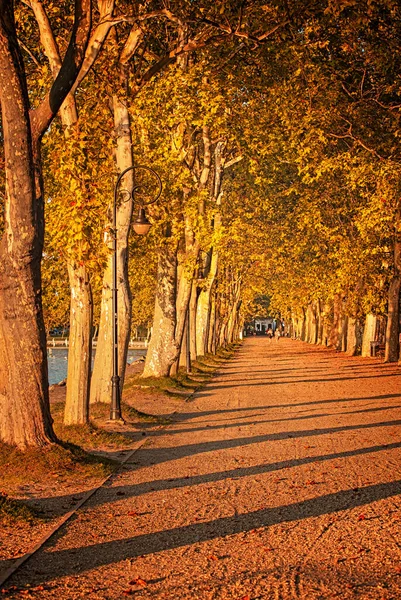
29 0 92 140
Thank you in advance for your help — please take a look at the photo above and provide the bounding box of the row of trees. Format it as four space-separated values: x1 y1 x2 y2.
1 0 400 449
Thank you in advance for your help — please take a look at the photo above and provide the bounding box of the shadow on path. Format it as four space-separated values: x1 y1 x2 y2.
31 441 401 516
11 479 401 585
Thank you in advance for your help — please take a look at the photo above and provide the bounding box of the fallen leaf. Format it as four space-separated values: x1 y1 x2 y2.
358 514 366 521
127 511 138 517
129 578 147 587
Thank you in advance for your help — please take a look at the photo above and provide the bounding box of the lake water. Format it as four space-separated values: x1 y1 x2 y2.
47 348 146 385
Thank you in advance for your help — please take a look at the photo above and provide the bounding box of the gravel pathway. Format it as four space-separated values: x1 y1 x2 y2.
4 338 401 599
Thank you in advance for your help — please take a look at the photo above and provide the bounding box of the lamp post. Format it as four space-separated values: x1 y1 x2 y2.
110 165 162 421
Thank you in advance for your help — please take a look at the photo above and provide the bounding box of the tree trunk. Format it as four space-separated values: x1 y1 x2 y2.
340 314 348 352
0 12 55 448
346 317 361 356
178 310 189 369
306 303 317 343
207 289 217 354
321 304 331 346
169 216 198 375
361 313 377 357
90 94 133 403
64 263 93 425
0 0 91 447
300 308 306 341
385 227 401 362
329 294 341 349
316 300 323 345
0 251 55 448
30 1 115 424
196 277 213 356
169 272 192 376
142 240 178 378
189 280 198 361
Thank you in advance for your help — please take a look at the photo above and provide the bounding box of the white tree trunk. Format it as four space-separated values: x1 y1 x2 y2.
362 313 377 357
142 241 178 378
90 95 133 403
189 281 198 362
196 253 218 356
64 263 93 424
346 317 361 356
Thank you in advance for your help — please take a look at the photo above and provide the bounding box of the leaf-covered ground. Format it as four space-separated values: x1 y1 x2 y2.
1 338 401 599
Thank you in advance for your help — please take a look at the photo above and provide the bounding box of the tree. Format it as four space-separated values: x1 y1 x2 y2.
0 0 92 448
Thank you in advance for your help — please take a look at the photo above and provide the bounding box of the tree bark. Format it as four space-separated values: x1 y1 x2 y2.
64 263 93 424
329 294 341 349
142 239 178 378
385 218 401 363
195 141 225 357
321 303 331 346
361 313 377 357
0 0 91 448
31 0 115 422
90 93 133 403
339 314 348 352
316 299 323 345
189 280 198 362
346 317 361 356
207 289 217 354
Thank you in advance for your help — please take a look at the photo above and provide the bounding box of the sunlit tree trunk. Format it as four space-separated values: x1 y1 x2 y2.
195 141 225 356
196 258 216 355
169 212 199 376
329 294 341 349
300 308 306 341
142 238 178 377
361 313 377 357
385 216 401 362
306 303 318 343
64 263 93 424
321 303 331 346
227 279 241 344
346 317 361 356
30 0 114 421
189 280 198 361
316 299 323 344
178 310 189 369
0 0 91 447
91 93 133 403
340 314 348 352
207 289 217 354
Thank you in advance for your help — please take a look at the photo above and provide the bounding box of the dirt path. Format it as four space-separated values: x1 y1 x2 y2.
4 338 401 599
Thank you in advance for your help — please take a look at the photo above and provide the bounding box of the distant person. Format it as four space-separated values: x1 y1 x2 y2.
267 327 273 341
276 329 281 341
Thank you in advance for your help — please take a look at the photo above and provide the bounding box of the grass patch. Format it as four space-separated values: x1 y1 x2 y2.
0 493 39 524
54 420 136 450
121 403 169 424
123 343 241 397
52 401 144 449
0 440 115 488
126 373 192 396
0 492 41 524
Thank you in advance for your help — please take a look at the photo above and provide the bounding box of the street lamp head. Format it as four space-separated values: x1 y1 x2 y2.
133 207 152 235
